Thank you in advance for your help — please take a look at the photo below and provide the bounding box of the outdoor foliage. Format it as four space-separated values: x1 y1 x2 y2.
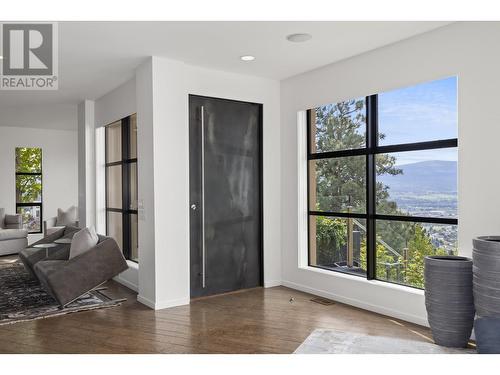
315 215 347 265
15 147 42 232
15 147 42 203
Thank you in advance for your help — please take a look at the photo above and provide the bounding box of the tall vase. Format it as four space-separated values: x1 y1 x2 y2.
472 236 500 353
424 255 474 348
473 236 500 316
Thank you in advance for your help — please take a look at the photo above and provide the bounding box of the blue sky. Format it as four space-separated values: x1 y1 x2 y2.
379 76 457 165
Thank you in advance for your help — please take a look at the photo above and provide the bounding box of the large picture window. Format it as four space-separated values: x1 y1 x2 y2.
105 114 138 262
15 147 43 233
307 77 458 289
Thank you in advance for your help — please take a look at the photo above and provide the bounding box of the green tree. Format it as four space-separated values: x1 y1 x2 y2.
315 216 347 265
400 224 448 288
360 240 401 281
15 148 42 204
313 100 402 214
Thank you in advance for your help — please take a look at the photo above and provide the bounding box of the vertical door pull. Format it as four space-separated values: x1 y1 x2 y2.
201 106 206 289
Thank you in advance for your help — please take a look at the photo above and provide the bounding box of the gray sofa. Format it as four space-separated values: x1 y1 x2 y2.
19 226 128 307
0 208 28 256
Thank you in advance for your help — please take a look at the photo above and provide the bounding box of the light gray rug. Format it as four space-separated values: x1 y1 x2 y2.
294 329 476 354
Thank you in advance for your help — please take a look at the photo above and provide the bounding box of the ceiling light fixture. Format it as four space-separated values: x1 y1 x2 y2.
240 55 255 61
0 56 3 60
286 33 312 43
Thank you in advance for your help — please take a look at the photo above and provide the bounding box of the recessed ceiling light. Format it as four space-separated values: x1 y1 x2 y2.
0 56 3 60
240 55 255 61
286 33 312 43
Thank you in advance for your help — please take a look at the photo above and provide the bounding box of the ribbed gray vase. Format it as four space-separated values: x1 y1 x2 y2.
472 236 500 317
424 256 474 348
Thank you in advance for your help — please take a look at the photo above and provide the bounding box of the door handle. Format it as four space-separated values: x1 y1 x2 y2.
201 105 206 289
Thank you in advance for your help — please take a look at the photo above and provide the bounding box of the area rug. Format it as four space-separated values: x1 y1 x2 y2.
0 259 125 325
294 329 476 354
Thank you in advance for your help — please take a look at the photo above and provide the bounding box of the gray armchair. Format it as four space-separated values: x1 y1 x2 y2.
44 206 79 236
0 208 28 256
44 217 80 236
19 227 128 307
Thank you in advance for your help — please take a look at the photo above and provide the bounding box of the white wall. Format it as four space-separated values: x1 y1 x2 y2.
0 126 78 243
95 78 136 127
0 104 77 131
134 57 281 309
280 22 500 326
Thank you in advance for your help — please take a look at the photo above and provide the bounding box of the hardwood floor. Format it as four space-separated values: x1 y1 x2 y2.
0 277 434 354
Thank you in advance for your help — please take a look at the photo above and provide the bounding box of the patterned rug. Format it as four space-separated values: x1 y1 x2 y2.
0 258 125 325
294 329 476 354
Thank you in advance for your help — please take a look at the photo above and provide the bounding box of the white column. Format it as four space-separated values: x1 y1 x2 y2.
135 58 158 307
77 100 96 228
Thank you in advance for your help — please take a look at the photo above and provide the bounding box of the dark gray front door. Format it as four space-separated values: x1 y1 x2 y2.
189 95 262 298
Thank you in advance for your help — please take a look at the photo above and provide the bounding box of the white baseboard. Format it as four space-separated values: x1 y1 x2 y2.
281 280 429 327
137 294 190 310
136 294 155 309
264 280 281 288
114 275 138 292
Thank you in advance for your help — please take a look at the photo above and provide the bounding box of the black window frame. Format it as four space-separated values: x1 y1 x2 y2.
105 115 138 262
306 94 458 287
15 148 43 234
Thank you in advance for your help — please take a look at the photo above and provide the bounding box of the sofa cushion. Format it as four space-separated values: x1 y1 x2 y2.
19 243 72 279
0 237 27 257
56 206 78 226
69 227 98 259
0 228 28 241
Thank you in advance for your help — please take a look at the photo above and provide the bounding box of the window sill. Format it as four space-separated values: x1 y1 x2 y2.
299 265 424 296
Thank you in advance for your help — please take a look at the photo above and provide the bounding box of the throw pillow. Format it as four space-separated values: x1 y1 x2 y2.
69 226 99 259
4 214 22 229
0 208 5 229
56 206 78 226
5 214 21 224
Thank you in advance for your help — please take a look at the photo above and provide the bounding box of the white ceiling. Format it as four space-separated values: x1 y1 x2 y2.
0 21 451 129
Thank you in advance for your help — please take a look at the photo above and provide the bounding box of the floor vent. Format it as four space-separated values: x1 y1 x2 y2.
310 297 335 306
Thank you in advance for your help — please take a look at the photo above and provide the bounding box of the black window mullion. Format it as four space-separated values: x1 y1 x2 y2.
366 95 378 280
308 148 368 160
309 210 366 220
375 214 457 225
308 139 457 162
306 109 312 267
121 116 131 260
374 138 457 154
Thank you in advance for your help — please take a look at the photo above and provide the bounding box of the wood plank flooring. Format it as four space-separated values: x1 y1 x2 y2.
0 275 434 353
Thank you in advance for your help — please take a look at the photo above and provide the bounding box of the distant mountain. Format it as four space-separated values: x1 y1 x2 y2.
379 160 457 194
